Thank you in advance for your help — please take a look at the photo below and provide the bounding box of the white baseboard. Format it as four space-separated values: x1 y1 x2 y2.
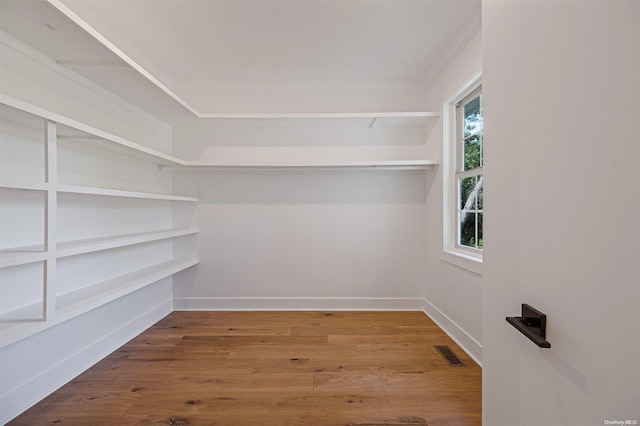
173 297 425 311
421 297 482 366
0 300 172 425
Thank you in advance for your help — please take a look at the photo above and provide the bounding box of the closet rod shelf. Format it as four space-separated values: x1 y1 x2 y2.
167 160 439 171
198 111 440 119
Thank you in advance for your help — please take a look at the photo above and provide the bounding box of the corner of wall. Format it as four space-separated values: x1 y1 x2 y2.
421 298 482 366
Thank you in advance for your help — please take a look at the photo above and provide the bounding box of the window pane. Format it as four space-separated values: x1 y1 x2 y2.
459 176 473 210
463 95 483 171
459 175 481 210
459 211 477 248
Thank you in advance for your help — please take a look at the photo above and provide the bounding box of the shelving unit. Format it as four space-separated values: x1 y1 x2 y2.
0 258 199 348
0 94 186 166
0 99 199 348
1 97 440 348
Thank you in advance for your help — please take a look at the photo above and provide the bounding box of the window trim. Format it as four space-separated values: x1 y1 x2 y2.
442 70 483 275
455 85 483 253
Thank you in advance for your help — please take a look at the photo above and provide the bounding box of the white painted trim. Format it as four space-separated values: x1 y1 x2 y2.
421 298 482 366
442 71 483 269
43 121 57 320
0 30 171 132
173 297 425 311
0 299 172 425
440 250 483 276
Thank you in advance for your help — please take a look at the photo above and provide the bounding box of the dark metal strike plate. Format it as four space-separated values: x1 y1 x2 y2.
506 304 551 348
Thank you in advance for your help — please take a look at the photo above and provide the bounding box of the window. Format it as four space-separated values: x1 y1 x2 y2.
456 87 483 251
443 71 482 272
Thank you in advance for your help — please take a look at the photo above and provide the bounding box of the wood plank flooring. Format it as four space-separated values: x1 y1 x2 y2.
9 311 481 426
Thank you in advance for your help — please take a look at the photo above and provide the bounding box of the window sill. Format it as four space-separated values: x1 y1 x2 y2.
441 249 483 276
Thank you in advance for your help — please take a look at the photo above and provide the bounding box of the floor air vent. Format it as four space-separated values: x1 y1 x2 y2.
434 345 466 367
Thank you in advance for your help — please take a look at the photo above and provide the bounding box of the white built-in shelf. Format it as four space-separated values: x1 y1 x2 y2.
0 257 199 348
0 180 49 192
173 159 439 171
1 95 186 166
57 228 199 258
56 184 198 202
0 246 47 268
195 112 439 128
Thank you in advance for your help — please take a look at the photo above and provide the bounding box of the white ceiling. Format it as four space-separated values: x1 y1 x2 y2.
0 0 481 121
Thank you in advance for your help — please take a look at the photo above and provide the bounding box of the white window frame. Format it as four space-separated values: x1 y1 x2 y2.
442 70 483 275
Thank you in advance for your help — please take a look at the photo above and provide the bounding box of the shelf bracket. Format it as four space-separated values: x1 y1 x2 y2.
506 304 551 348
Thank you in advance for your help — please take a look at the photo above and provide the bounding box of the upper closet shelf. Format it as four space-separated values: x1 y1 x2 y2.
197 112 439 127
0 95 185 166
173 159 439 171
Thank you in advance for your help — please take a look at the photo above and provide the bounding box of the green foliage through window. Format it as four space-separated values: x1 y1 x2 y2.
457 90 483 251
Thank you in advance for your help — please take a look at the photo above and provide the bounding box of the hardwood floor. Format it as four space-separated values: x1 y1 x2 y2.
10 311 481 425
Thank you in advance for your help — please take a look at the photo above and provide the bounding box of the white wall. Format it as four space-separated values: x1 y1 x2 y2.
172 109 433 310
179 82 428 114
0 32 175 423
423 31 483 363
483 1 640 425
173 168 429 310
